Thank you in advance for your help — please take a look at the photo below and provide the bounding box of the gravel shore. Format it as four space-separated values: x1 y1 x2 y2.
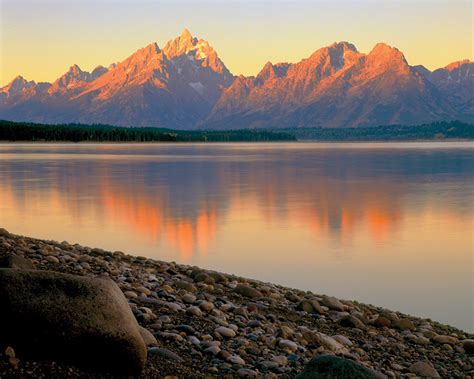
0 229 473 378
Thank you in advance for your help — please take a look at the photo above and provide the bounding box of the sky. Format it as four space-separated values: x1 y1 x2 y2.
0 0 472 85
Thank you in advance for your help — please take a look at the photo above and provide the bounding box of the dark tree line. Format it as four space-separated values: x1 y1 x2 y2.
282 121 474 141
0 120 472 142
0 121 296 142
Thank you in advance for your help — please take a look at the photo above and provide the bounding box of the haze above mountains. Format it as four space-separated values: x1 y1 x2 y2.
1 29 472 129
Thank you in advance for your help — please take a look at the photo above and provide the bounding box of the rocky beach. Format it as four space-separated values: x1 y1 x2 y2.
0 227 472 378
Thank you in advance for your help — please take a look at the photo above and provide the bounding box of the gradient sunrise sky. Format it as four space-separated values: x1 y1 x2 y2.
0 0 472 85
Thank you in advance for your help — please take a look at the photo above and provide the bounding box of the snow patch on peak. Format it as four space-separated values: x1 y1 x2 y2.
189 81 205 95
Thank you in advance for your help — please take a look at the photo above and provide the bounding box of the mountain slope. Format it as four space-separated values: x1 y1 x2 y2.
205 43 460 129
413 60 473 119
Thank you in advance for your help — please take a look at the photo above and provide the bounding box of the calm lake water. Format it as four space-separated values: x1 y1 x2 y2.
0 142 472 331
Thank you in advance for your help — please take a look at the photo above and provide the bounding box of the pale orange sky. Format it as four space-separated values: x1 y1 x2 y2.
1 0 472 85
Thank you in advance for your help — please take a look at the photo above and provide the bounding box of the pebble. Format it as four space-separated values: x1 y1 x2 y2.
272 355 288 366
204 345 221 356
237 368 258 377
234 284 263 299
432 335 457 345
215 326 236 338
340 315 365 329
45 256 60 264
227 355 245 365
319 334 344 352
408 361 441 378
278 339 298 352
175 280 196 293
148 347 183 362
182 293 196 303
138 326 158 346
135 286 151 295
395 318 415 331
158 332 183 342
247 320 262 328
333 334 353 346
462 339 474 354
199 301 214 312
188 336 200 345
176 324 196 335
123 290 138 299
321 295 345 312
415 336 430 345
186 306 202 317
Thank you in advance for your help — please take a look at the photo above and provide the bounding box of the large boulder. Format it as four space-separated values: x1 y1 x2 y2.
296 355 381 379
0 254 35 270
0 269 147 375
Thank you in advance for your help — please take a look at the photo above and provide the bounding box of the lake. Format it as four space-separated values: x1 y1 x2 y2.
0 142 472 332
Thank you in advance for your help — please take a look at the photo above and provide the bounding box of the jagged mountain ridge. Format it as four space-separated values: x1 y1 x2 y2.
207 42 469 129
1 30 472 129
0 29 234 128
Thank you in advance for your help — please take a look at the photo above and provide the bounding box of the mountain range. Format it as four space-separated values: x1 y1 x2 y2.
1 29 472 129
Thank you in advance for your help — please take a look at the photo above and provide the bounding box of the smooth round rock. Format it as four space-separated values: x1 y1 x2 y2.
321 295 345 312
394 318 415 331
175 280 196 293
279 339 298 352
296 355 380 379
187 306 202 317
228 355 245 365
182 293 197 303
432 335 457 345
462 339 474 354
234 284 263 299
215 326 236 338
45 256 60 264
139 326 158 346
408 361 440 378
148 347 183 362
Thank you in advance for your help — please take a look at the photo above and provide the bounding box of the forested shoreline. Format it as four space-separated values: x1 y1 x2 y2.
283 120 474 141
0 121 296 142
0 120 472 142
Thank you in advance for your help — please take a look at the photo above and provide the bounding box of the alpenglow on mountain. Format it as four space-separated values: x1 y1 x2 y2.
1 29 472 129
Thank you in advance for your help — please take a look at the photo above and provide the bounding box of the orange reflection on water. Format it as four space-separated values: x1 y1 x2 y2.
0 171 405 257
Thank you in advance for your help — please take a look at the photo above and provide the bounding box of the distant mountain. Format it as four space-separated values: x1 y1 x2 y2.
0 29 234 128
413 60 474 118
0 31 472 129
207 42 467 129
